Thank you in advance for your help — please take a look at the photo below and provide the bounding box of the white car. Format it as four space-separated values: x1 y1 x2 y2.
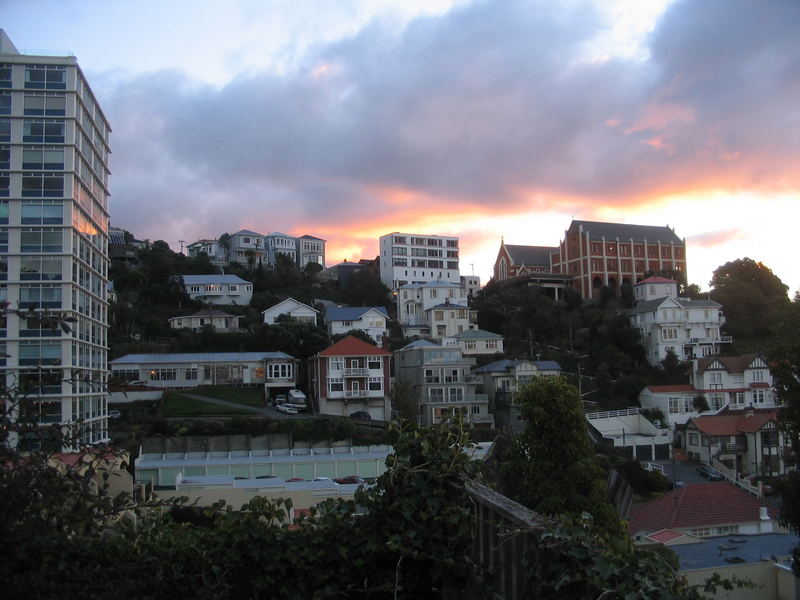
276 403 299 415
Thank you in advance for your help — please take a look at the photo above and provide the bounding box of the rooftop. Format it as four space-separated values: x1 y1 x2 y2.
111 351 294 365
671 533 799 571
317 335 391 357
568 220 684 245
688 409 778 436
326 306 389 321
182 274 251 285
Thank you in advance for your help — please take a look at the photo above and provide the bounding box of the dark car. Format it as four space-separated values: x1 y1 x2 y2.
696 465 724 481
334 475 366 485
349 411 371 420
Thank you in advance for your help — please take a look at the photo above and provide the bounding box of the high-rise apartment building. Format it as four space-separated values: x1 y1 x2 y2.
0 31 111 445
378 232 460 291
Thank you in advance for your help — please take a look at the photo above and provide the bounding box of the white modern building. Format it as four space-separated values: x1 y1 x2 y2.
0 31 111 445
626 277 730 365
379 232 460 291
182 274 253 306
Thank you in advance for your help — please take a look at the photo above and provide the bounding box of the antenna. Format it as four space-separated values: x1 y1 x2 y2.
470 263 475 275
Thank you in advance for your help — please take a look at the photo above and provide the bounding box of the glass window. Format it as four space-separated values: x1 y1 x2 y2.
21 173 64 198
22 148 64 170
19 341 61 365
0 64 11 88
23 119 65 143
20 228 62 252
0 92 10 115
24 93 66 116
22 202 63 224
0 175 8 198
0 145 8 169
20 284 62 309
25 65 66 90
0 119 9 142
0 228 7 252
20 256 62 280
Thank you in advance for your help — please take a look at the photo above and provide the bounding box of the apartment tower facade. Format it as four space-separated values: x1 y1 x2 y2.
379 232 460 292
0 31 111 445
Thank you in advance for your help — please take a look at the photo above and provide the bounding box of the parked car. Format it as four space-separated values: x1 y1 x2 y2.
334 475 366 485
284 389 307 411
274 394 287 406
696 465 724 481
276 403 299 415
108 409 122 419
349 411 371 420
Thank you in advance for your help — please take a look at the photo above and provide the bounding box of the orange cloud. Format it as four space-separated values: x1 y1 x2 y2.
687 228 747 248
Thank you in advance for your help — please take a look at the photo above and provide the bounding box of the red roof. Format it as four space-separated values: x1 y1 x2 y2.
689 409 778 435
318 335 391 357
647 529 687 543
628 482 777 534
645 384 695 394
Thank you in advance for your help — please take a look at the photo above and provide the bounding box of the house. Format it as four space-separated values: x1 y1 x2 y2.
684 407 786 477
551 220 687 300
424 299 475 340
493 241 556 281
229 229 267 266
394 340 492 428
262 298 319 326
396 281 471 337
442 329 504 356
308 336 392 420
181 274 253 306
169 309 242 333
326 306 389 344
690 354 776 411
265 232 297 266
186 238 227 266
626 277 730 365
110 352 297 390
295 235 326 268
460 275 481 297
472 359 560 433
638 384 700 429
628 481 779 540
378 232 460 291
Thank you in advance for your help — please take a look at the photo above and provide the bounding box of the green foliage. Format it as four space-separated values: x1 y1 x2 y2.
389 378 418 422
501 377 624 538
341 269 391 307
332 328 377 345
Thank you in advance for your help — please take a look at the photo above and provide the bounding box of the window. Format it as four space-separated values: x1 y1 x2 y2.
19 284 62 308
0 228 7 252
185 368 198 381
0 91 10 115
22 201 63 224
329 377 343 392
22 148 64 170
268 362 293 379
753 370 764 382
20 228 62 252
23 119 65 143
368 377 382 391
688 432 699 445
18 341 61 365
367 357 382 370
329 357 344 372
471 405 480 415
753 389 765 404
113 369 139 382
0 118 10 142
149 368 177 381
661 328 678 341
429 388 444 403
448 388 464 403
21 172 64 197
0 175 8 198
24 93 66 116
0 145 8 170
0 64 11 88
24 65 67 90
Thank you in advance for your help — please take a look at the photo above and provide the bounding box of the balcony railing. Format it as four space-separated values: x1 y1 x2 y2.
344 368 369 377
426 394 488 405
344 389 369 398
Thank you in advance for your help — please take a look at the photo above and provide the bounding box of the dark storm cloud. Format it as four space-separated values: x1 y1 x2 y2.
103 0 800 243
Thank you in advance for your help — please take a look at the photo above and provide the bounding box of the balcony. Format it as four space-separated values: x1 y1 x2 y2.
344 390 369 398
425 394 488 405
344 368 369 377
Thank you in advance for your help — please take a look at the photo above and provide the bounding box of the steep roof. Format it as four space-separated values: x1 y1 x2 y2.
627 482 776 534
503 244 555 266
427 302 470 311
263 298 318 315
696 354 759 373
327 306 389 321
687 409 778 436
450 329 503 340
397 339 441 351
179 309 238 318
318 335 390 357
568 220 683 245
298 234 325 241
233 229 263 237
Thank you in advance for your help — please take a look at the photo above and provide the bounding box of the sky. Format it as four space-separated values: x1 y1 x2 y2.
4 0 799 294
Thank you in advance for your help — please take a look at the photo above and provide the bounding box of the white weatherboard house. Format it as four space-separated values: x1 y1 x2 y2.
182 274 253 306
169 309 242 333
326 306 389 344
110 352 297 389
262 298 319 325
442 329 504 356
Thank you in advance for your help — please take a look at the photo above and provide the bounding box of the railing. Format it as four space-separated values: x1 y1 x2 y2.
344 368 368 377
344 390 369 398
426 394 488 405
465 482 546 600
586 407 639 420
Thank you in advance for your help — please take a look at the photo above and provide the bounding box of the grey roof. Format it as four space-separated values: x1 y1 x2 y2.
473 359 561 373
327 306 389 321
568 220 683 245
397 339 441 351
298 234 325 241
182 274 251 285
450 329 503 340
427 302 470 310
627 296 721 315
177 474 366 492
399 281 463 289
233 229 263 237
671 533 799 571
504 244 555 266
266 232 295 239
111 351 295 365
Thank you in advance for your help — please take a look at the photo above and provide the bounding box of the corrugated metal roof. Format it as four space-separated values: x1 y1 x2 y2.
327 306 389 320
182 274 251 285
111 351 295 365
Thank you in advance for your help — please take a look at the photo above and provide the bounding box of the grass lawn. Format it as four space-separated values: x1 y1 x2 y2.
162 392 253 416
194 386 265 407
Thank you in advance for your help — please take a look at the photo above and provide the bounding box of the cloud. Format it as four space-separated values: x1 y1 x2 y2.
687 228 747 248
100 0 800 260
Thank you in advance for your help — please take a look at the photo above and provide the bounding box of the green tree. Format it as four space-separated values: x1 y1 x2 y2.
342 269 391 307
502 376 623 538
389 379 417 422
710 258 789 347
